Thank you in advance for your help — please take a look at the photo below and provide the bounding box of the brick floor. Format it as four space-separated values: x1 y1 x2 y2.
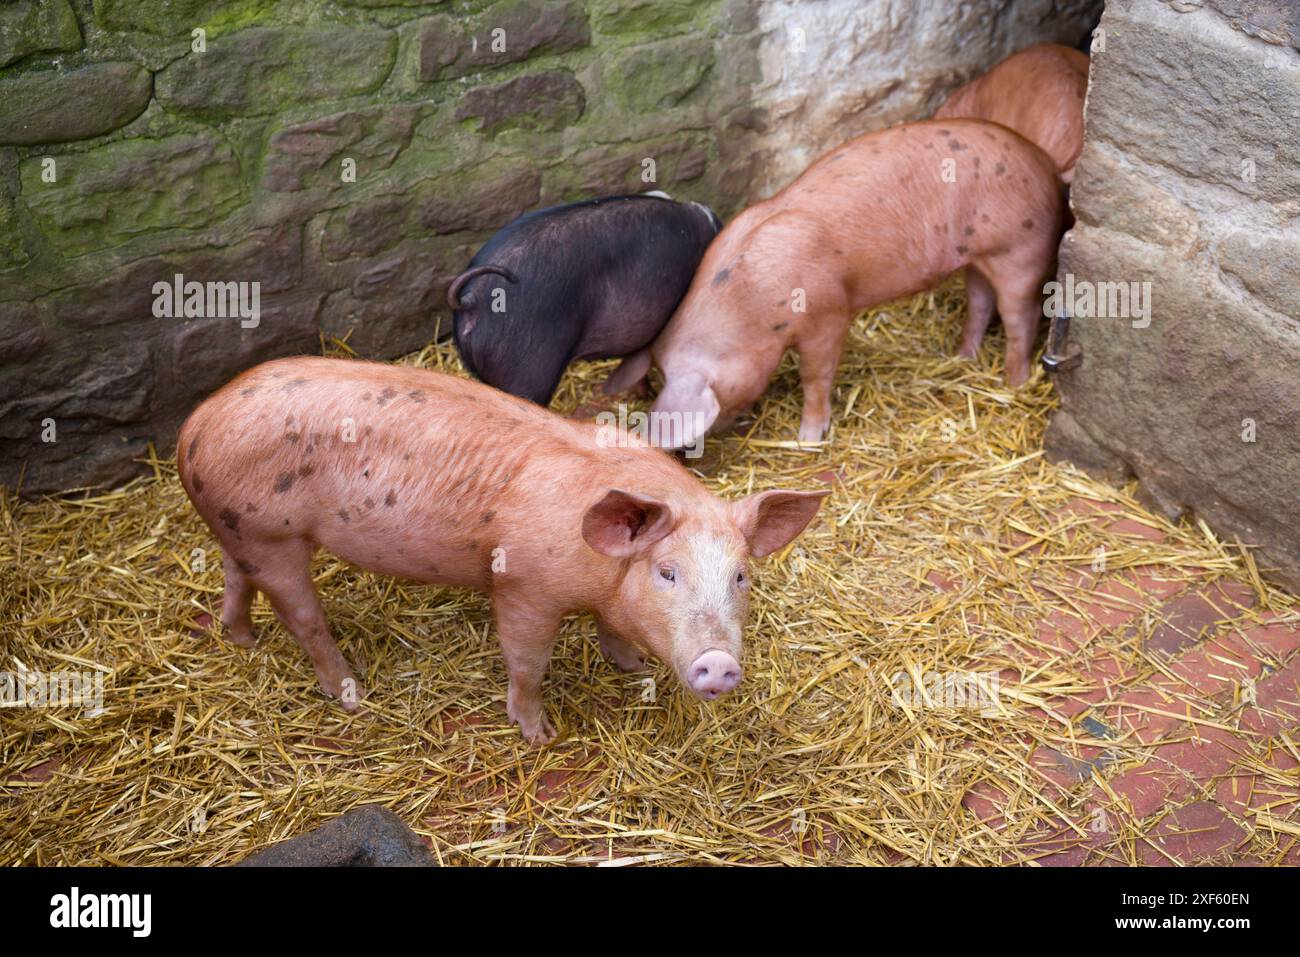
967 497 1300 864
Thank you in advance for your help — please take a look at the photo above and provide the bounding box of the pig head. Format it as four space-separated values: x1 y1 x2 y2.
580 486 829 701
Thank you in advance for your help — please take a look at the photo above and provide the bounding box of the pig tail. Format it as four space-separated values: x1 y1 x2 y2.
447 265 519 310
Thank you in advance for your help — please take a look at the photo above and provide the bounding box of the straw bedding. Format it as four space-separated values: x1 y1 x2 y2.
2 278 1294 865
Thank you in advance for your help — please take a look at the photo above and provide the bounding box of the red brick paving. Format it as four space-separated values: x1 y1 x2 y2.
967 497 1300 864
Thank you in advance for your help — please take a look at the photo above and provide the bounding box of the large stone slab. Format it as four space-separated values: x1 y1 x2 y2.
1048 0 1300 592
262 104 422 193
0 62 151 145
155 25 397 119
19 132 245 257
419 0 589 81
455 70 585 135
0 0 81 68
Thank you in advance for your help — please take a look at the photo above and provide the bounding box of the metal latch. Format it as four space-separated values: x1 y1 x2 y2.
1041 312 1082 373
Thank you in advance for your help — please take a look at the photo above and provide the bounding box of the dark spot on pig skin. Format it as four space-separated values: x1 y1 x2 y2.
407 390 426 403
948 139 965 151
939 128 950 136
981 214 990 224
711 267 732 287
995 162 1007 177
298 462 314 477
964 226 975 237
285 431 301 444
772 321 790 332
462 540 479 551
338 509 350 523
362 469 370 479
219 508 240 532
956 244 969 255
376 387 397 406
1022 218 1035 230
240 387 256 398
305 444 315 454
364 496 375 510
385 490 398 508
245 502 259 514
236 559 261 575
192 476 204 494
284 378 307 391
480 510 495 524
274 473 295 493
188 436 200 460
362 392 372 401
403 453 411 461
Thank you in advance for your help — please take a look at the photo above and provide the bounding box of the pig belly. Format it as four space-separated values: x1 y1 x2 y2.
312 514 495 591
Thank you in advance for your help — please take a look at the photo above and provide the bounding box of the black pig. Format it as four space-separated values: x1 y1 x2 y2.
448 192 721 405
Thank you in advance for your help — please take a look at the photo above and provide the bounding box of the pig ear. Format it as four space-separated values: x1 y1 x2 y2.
601 349 652 396
733 489 830 559
652 372 720 449
582 489 676 558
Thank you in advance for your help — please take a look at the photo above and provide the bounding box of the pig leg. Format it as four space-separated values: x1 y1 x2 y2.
250 540 362 710
596 620 646 672
495 595 561 744
957 267 997 359
219 552 257 648
988 274 1043 387
794 317 848 442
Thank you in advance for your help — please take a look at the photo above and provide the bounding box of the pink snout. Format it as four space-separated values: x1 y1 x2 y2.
687 651 742 699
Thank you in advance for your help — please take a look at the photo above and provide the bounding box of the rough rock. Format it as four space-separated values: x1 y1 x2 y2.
0 62 151 145
419 0 589 81
0 0 81 68
155 25 397 119
237 806 436 867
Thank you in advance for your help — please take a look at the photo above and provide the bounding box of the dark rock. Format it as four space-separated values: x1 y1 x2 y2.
318 196 411 262
0 62 151 146
419 166 541 234
0 300 45 367
455 70 585 136
419 0 589 81
237 806 436 867
0 0 81 69
262 104 421 193
319 243 457 355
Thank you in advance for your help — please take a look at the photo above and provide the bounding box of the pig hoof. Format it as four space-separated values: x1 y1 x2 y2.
221 624 257 649
319 670 364 711
509 705 557 745
797 419 829 444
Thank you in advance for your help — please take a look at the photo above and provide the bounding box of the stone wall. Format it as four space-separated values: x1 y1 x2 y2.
1048 0 1300 589
1 0 1100 496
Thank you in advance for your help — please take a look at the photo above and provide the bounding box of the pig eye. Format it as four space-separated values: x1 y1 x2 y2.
658 565 676 583
735 569 748 588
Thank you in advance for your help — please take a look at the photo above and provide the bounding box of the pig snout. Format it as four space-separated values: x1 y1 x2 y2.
687 650 743 699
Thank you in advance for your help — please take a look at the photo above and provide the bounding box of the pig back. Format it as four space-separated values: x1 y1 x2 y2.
935 43 1088 179
177 356 698 598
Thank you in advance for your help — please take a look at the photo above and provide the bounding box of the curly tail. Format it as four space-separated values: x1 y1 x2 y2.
447 264 519 310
